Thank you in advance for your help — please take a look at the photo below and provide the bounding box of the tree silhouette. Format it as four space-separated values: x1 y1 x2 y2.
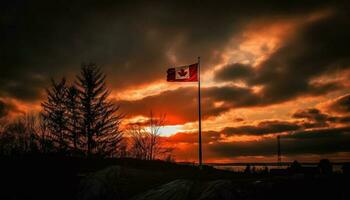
0 114 40 155
290 160 302 173
2 64 125 158
129 111 173 160
318 159 333 174
148 111 166 160
76 63 123 157
129 124 149 160
244 164 251 174
37 113 54 154
41 78 69 152
66 86 81 153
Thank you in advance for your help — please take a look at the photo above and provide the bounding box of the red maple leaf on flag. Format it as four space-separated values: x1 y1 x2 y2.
167 63 198 82
178 69 188 77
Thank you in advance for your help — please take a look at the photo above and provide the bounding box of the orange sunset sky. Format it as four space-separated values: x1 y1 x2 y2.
1 0 350 163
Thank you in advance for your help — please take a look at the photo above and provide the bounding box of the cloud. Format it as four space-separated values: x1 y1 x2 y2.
222 120 301 136
0 100 7 118
118 83 349 125
118 87 196 124
292 107 350 127
209 126 350 157
214 63 253 82
214 8 350 106
167 120 298 145
285 126 350 139
0 0 344 102
118 85 263 124
168 125 350 159
168 131 220 144
327 93 350 114
292 108 330 127
0 100 20 119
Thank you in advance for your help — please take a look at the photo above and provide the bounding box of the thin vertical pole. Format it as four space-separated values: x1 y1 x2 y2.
198 56 202 167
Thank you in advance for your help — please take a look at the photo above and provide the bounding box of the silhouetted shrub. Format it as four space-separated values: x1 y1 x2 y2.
342 163 350 175
318 159 333 174
290 160 302 173
244 164 251 174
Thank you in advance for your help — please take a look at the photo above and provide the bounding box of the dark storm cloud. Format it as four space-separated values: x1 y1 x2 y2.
205 86 261 108
328 94 350 114
209 126 350 157
284 126 350 139
118 87 196 124
214 63 253 82
119 87 234 124
214 6 350 105
118 83 349 124
170 121 302 144
119 85 263 123
0 0 340 101
0 100 7 118
0 100 21 118
166 118 350 157
292 108 330 127
168 125 350 157
222 120 301 136
218 108 350 137
292 108 350 127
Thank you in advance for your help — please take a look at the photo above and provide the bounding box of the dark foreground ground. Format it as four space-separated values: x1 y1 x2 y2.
0 156 349 200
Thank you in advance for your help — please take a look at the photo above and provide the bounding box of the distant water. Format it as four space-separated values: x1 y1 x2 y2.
212 164 344 172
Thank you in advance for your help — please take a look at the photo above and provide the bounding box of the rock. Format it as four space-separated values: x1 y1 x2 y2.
131 180 194 200
132 179 242 200
77 166 124 200
198 180 240 200
77 165 162 200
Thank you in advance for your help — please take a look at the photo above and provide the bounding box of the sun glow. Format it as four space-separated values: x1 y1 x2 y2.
159 125 184 137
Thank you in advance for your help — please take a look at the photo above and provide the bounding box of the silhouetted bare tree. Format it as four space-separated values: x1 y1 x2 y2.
0 114 40 155
37 113 54 154
22 114 40 153
318 159 333 174
129 111 173 160
129 124 149 159
41 78 69 152
148 111 167 160
76 63 123 157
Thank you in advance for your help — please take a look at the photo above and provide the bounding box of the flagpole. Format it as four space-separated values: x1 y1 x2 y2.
198 56 202 168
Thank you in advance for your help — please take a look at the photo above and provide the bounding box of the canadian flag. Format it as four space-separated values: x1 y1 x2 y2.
167 63 198 82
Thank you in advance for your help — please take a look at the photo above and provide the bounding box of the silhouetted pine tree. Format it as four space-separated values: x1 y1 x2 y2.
38 113 54 154
76 64 123 157
41 78 69 152
66 86 81 153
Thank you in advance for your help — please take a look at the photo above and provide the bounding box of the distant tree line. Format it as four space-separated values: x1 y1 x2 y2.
0 114 43 156
0 64 173 160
